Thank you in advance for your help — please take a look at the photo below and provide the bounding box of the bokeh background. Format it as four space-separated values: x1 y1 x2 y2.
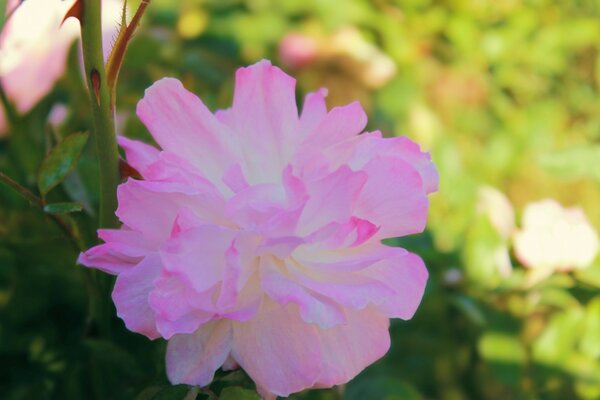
1 0 600 399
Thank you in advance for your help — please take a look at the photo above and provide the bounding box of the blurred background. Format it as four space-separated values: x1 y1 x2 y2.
1 0 600 399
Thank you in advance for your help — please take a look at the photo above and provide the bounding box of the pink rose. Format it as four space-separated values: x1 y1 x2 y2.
279 33 319 69
0 0 123 135
79 60 438 398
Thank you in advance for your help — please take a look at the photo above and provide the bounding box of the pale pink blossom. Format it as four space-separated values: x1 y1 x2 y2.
513 199 599 272
279 27 397 89
0 0 123 135
79 60 438 398
279 33 319 69
477 186 515 240
477 186 515 277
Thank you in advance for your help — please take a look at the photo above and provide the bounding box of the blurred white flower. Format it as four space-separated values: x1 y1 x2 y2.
513 199 599 272
477 186 515 278
477 186 515 240
0 0 123 135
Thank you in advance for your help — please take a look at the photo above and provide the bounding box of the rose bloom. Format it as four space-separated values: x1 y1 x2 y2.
279 27 397 89
79 60 438 398
0 0 122 135
513 199 599 272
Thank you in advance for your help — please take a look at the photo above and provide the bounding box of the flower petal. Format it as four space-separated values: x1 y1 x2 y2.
302 101 367 148
349 135 439 194
287 260 396 310
260 258 347 328
112 254 162 339
297 166 367 236
314 307 390 387
166 320 233 386
136 77 239 181
117 136 160 176
149 273 213 339
298 88 328 137
360 251 428 320
160 225 237 293
355 157 428 239
228 60 299 183
231 300 321 397
115 179 225 243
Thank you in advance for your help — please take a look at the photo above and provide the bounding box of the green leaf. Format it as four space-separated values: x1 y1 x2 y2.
533 308 586 365
135 385 189 400
581 297 600 359
220 387 260 400
84 339 142 380
451 294 486 326
539 145 600 182
575 265 600 288
37 132 89 197
478 332 526 387
43 202 83 214
346 376 423 400
0 0 6 31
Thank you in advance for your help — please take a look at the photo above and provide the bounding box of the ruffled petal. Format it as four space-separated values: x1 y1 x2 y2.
136 77 239 181
360 251 429 320
349 135 439 194
260 257 346 328
287 260 396 310
228 60 299 183
118 136 160 176
355 157 428 239
302 101 367 148
298 88 328 137
115 179 226 243
166 320 233 386
314 307 390 387
111 254 162 339
297 166 366 236
160 225 237 293
149 273 213 339
231 300 321 397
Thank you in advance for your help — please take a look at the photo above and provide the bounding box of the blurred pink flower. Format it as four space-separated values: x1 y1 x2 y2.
279 33 319 69
513 199 599 272
279 28 397 89
0 0 123 135
79 60 438 398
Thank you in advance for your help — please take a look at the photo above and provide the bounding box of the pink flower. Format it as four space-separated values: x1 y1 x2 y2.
513 199 599 273
79 60 438 398
279 33 319 68
0 0 122 135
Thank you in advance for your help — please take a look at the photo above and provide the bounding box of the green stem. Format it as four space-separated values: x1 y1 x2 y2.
0 82 19 128
80 0 119 230
182 386 204 400
79 0 119 343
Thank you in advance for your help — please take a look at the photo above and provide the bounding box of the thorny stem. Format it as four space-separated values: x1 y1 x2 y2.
106 0 152 110
80 0 120 229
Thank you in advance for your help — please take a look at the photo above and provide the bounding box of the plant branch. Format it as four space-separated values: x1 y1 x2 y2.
79 0 120 229
183 387 202 400
106 0 151 110
0 171 84 251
